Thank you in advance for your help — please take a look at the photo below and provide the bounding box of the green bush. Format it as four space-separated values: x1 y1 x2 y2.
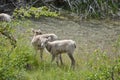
13 6 59 19
0 43 39 80
85 49 120 80
0 21 38 80
0 21 16 52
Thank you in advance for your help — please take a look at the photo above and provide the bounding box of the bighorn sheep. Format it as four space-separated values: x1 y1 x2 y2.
31 29 58 60
0 13 11 22
40 38 76 68
31 28 58 41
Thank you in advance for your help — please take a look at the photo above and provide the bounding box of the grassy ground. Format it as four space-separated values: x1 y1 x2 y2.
12 18 120 80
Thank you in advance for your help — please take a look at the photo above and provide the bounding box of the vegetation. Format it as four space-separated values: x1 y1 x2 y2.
0 22 17 51
13 6 59 19
0 19 120 80
66 0 119 19
0 0 120 19
0 0 120 80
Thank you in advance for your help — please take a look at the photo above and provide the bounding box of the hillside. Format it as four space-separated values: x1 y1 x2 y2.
1 17 120 80
18 17 120 55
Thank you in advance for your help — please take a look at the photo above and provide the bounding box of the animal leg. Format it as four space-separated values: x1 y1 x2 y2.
51 54 55 63
40 48 44 61
67 53 75 68
59 54 63 65
56 55 59 65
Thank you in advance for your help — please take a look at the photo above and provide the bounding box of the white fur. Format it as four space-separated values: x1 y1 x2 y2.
31 29 58 60
41 38 76 67
0 13 11 22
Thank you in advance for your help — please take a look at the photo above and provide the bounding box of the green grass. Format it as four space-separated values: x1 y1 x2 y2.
15 39 119 80
0 18 120 80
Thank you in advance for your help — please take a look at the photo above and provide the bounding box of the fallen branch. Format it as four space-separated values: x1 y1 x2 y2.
0 30 17 48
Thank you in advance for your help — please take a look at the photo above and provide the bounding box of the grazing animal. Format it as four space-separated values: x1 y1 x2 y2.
32 28 42 36
40 38 76 68
31 28 58 41
0 13 11 22
31 29 58 60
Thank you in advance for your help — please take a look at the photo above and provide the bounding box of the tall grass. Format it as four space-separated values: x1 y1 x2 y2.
0 19 120 80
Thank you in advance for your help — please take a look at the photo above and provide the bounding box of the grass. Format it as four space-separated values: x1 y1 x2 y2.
1 18 120 80
22 48 116 80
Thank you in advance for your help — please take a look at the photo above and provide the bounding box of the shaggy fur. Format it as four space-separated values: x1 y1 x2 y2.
31 29 58 60
0 13 11 22
41 38 76 68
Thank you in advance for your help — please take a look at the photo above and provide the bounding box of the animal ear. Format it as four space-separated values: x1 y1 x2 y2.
43 38 49 43
31 28 35 33
46 38 49 42
38 29 41 32
38 29 42 34
48 36 51 41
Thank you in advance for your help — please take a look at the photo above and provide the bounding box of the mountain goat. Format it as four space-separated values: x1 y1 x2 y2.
31 29 58 60
0 13 11 22
40 38 76 68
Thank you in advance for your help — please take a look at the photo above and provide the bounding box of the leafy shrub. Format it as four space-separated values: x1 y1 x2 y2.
13 6 59 19
67 0 119 19
0 42 39 80
114 58 120 80
0 21 16 53
0 21 38 80
112 36 120 79
85 50 111 80
86 47 120 80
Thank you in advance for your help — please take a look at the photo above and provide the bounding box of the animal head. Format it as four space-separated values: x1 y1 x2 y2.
31 28 42 35
40 38 49 48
